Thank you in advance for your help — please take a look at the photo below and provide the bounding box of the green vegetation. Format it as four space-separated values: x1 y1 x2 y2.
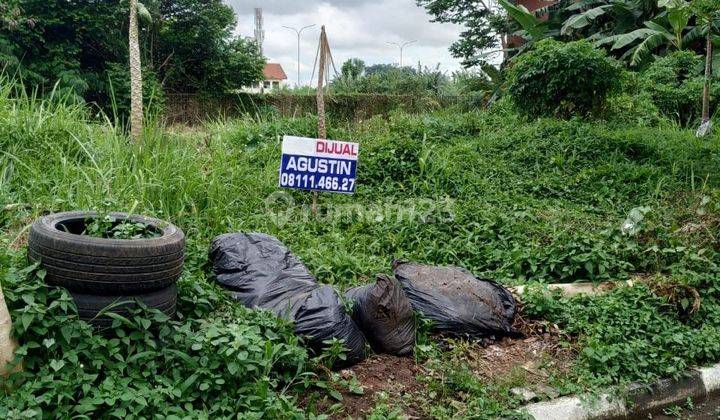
1 73 720 417
524 277 720 388
1 1 718 417
638 51 720 124
415 0 718 128
0 258 317 418
332 62 450 97
81 215 160 240
419 0 719 69
0 1 264 114
507 39 623 118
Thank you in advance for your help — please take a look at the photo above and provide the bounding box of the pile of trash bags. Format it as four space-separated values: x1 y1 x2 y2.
210 233 517 366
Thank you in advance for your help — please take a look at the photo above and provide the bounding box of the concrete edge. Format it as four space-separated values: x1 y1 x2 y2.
510 280 636 299
519 362 720 419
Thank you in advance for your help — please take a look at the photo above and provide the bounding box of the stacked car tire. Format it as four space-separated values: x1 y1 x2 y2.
28 211 185 329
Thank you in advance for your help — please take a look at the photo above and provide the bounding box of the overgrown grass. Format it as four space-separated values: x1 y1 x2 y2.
2 85 718 286
1 81 720 417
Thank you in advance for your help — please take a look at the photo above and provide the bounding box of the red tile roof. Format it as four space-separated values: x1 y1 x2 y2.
263 63 287 81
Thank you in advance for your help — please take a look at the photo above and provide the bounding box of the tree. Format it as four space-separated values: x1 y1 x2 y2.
341 58 366 80
595 0 698 66
332 62 449 96
558 0 660 41
0 1 265 113
507 39 622 118
418 0 706 68
639 51 711 124
129 0 143 141
416 0 508 67
0 1 125 99
154 0 264 93
365 63 413 76
498 0 551 53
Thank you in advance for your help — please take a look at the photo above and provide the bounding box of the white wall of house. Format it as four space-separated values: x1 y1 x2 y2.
244 79 285 94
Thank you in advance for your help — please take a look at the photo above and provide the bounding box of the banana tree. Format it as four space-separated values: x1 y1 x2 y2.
561 3 614 36
129 0 151 142
498 0 551 53
560 0 661 38
596 0 699 65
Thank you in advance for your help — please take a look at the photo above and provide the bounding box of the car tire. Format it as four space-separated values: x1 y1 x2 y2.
69 285 178 329
28 211 185 295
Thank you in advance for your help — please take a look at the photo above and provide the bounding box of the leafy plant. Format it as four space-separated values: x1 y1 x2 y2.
498 0 550 51
638 50 719 125
82 215 160 240
507 39 623 118
0 0 265 116
523 275 720 386
0 253 319 418
1 79 720 417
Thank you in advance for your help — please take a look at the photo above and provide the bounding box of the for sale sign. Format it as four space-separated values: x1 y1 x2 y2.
280 136 359 194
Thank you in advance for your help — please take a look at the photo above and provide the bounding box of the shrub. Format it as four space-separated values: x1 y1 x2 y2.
507 39 623 119
0 255 315 418
602 93 664 127
102 62 165 122
638 51 719 126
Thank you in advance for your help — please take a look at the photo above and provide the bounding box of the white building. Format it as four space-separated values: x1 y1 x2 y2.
245 63 288 93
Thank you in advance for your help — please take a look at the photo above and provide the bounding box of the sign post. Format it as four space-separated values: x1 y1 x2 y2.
313 26 330 214
280 27 350 211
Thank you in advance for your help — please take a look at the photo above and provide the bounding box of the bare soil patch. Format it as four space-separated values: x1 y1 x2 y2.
336 355 426 419
333 318 575 419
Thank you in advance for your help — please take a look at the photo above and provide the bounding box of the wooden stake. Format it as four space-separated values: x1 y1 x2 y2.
701 32 713 124
313 26 330 216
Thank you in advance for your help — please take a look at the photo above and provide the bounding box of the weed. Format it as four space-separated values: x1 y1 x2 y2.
82 215 160 239
1 82 720 417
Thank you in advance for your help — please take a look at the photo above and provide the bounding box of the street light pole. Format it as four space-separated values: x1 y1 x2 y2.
387 40 417 67
283 24 316 87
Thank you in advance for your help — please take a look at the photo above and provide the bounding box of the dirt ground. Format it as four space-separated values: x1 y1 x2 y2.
647 396 720 419
334 319 575 419
1 204 35 250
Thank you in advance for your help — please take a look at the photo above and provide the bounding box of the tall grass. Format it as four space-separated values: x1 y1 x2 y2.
3 76 720 419
1 77 719 287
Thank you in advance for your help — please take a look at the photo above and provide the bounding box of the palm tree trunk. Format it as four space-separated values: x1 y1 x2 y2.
702 32 713 124
129 0 143 142
0 283 17 376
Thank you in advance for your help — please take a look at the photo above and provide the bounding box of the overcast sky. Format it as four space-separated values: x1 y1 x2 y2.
225 0 465 86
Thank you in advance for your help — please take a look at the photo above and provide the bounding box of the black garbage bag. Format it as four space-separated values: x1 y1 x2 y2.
210 233 316 306
393 261 516 338
346 274 416 356
210 233 366 364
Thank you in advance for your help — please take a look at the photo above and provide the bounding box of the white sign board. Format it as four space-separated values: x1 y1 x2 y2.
279 136 359 194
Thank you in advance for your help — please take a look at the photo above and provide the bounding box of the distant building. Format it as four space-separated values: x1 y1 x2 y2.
245 63 288 93
515 0 556 13
505 0 557 53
